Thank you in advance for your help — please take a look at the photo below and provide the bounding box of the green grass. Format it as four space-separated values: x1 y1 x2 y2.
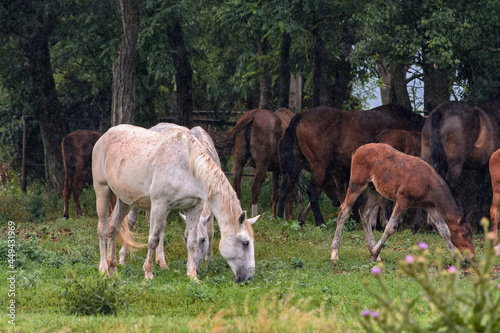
0 176 499 332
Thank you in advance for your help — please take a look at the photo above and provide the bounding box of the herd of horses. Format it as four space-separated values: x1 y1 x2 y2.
60 98 500 281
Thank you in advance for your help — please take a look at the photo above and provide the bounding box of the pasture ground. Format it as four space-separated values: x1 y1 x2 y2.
0 170 499 332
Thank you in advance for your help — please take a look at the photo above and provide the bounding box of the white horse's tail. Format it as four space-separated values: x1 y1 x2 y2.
117 214 148 251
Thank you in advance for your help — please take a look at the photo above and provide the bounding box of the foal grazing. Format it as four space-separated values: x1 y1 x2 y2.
62 130 102 219
93 125 258 282
489 148 500 255
330 143 475 262
213 108 294 217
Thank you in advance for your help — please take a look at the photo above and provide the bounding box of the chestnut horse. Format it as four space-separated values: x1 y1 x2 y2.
331 143 475 262
213 108 294 217
488 148 500 255
374 129 424 232
62 130 102 219
421 100 500 231
277 105 425 226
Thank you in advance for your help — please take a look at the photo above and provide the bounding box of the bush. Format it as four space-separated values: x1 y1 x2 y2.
359 219 500 333
60 270 126 316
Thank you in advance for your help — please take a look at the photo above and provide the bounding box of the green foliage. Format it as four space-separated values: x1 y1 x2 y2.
23 192 47 223
360 220 500 333
60 270 126 316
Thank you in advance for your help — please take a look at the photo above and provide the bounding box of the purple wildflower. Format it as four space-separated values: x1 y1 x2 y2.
418 242 428 250
361 309 371 317
405 255 414 264
448 266 457 274
371 311 380 318
371 266 382 275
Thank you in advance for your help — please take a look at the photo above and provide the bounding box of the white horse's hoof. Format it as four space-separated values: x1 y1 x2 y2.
330 249 339 261
144 272 154 280
157 261 168 269
494 244 500 256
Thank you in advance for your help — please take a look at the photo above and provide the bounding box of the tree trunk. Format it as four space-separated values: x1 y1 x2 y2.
391 63 412 110
423 63 452 114
167 20 193 128
20 18 68 191
313 33 326 107
257 37 273 110
112 0 140 126
278 32 291 108
377 62 392 105
329 24 353 108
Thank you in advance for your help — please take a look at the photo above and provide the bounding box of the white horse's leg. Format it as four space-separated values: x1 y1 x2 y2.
155 224 168 269
184 205 203 278
107 199 131 276
205 216 214 262
95 184 112 274
119 207 138 265
426 209 458 258
143 204 168 279
369 200 407 262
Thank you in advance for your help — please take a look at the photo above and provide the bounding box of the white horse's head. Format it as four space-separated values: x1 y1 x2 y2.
219 211 259 283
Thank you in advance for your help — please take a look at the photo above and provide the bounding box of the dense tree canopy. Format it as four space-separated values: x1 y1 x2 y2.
1 0 500 187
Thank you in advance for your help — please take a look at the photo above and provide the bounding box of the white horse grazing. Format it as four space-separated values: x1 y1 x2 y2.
92 124 259 282
118 124 221 271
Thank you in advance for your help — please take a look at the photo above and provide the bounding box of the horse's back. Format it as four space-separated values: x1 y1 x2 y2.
375 129 421 156
92 125 195 199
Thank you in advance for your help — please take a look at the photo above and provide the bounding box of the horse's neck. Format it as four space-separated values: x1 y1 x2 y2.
207 193 239 236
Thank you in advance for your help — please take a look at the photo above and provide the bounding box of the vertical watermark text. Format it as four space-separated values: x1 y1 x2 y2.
6 221 16 325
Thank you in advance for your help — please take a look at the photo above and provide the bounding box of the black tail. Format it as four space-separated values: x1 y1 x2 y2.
429 108 448 177
277 114 303 218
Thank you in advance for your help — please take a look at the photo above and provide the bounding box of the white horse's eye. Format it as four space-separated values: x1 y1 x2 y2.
242 240 249 247
200 238 206 243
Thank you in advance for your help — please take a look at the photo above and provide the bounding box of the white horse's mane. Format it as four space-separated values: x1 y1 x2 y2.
188 134 242 228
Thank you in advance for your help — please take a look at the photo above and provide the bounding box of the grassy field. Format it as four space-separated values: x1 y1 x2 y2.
0 173 499 332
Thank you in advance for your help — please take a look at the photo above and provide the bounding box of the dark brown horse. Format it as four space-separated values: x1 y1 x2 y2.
213 108 294 217
331 143 475 262
488 148 500 255
277 105 425 226
62 130 102 219
421 100 500 231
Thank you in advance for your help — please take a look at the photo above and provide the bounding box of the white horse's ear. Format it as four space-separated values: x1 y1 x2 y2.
201 213 212 225
179 212 187 223
238 211 246 225
247 215 260 225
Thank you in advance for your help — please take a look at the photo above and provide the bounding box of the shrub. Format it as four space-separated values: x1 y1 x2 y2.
24 191 46 222
60 270 126 316
359 219 500 333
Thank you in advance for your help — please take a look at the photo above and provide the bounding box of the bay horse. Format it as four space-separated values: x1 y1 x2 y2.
277 105 425 226
421 100 500 231
213 108 294 217
62 130 102 219
118 124 220 271
488 148 500 255
331 143 475 262
92 124 259 282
